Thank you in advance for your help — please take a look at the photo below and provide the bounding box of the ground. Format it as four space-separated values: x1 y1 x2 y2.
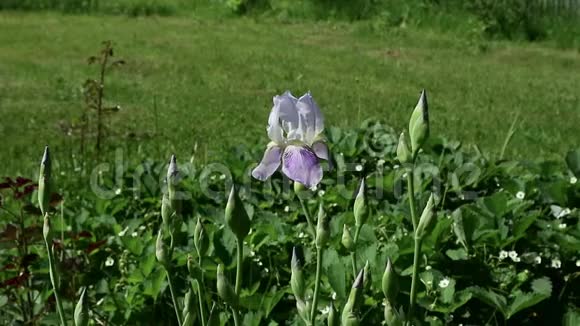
1 12 579 175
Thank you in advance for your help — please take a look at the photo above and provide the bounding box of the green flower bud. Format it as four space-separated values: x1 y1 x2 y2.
327 302 339 326
161 192 173 226
155 229 170 266
294 181 309 200
74 287 89 326
216 264 238 308
382 258 399 304
194 217 210 257
354 178 369 227
416 194 436 239
296 298 311 324
396 132 412 164
408 89 429 159
342 224 354 251
363 260 372 291
182 288 195 320
316 203 330 248
384 301 403 326
167 155 182 215
43 213 52 243
38 146 51 216
341 269 364 325
225 185 251 240
290 246 305 301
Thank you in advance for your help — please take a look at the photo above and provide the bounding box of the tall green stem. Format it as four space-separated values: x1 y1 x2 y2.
408 237 422 325
235 240 243 295
45 241 66 326
406 167 418 229
350 224 362 277
166 270 182 326
232 308 241 326
310 247 323 325
406 163 421 325
197 284 206 326
299 198 316 237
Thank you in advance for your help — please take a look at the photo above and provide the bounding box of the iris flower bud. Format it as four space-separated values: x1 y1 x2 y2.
382 258 399 304
216 264 238 308
396 132 412 164
296 298 311 324
341 269 364 325
74 287 89 326
225 185 251 240
408 89 429 159
166 155 182 215
416 194 436 240
363 260 372 291
38 146 51 216
194 217 210 257
353 178 369 227
342 224 354 251
161 192 173 226
43 214 52 243
316 203 330 248
155 229 170 266
290 247 305 301
327 302 339 326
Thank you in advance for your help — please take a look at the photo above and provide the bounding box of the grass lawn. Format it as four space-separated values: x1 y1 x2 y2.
1 12 579 176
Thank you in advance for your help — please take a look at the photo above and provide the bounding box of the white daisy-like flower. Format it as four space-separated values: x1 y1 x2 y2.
508 251 518 261
575 260 580 267
318 190 325 197
534 256 542 264
551 258 561 269
516 191 525 200
115 188 122 195
571 176 578 184
257 261 263 266
439 278 450 288
559 223 567 229
298 232 307 239
425 265 432 271
131 231 138 238
105 257 115 267
355 164 363 172
249 250 256 257
264 268 269 273
118 226 129 237
139 225 146 231
499 250 508 260
284 206 290 212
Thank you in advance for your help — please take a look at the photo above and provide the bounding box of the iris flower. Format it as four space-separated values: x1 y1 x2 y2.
252 91 329 188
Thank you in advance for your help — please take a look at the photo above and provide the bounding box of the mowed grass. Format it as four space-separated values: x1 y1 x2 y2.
1 12 579 176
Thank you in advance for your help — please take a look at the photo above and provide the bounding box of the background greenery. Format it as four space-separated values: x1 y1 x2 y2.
0 1 579 325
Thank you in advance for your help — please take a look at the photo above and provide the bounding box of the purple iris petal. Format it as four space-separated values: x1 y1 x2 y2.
282 145 323 188
312 141 329 160
252 145 282 181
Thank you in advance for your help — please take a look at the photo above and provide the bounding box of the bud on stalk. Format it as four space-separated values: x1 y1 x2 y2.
416 194 436 240
353 178 369 227
408 89 429 159
216 264 238 308
225 185 251 240
316 203 330 248
341 269 364 325
290 247 305 301
396 132 412 164
194 217 210 257
38 146 51 216
155 229 170 267
342 224 354 251
43 213 52 244
74 287 89 326
382 258 399 304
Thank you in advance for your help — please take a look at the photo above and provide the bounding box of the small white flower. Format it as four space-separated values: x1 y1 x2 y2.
318 190 325 197
393 164 400 169
425 265 432 270
559 223 567 229
105 257 115 267
516 191 525 200
513 257 521 262
355 164 363 172
499 250 508 260
576 260 580 267
219 174 226 180
439 278 450 288
115 188 122 195
508 251 518 261
257 261 263 266
249 250 256 257
131 231 138 238
571 176 577 184
298 232 306 239
551 258 562 269
264 268 269 273
377 159 386 166
534 256 542 264
331 292 337 300
138 225 146 231
284 206 290 212
118 226 129 237
320 305 331 315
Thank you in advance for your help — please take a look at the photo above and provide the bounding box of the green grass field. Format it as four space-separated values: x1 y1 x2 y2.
1 12 579 176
